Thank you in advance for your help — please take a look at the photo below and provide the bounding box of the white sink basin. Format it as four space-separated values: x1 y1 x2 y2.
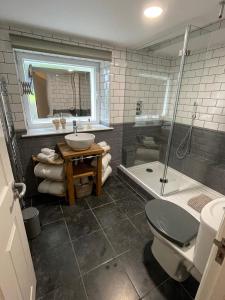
65 133 95 150
201 198 225 232
194 198 225 274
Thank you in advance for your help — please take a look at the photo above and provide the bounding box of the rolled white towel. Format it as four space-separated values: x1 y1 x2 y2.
34 163 64 181
101 145 111 153
98 141 107 147
91 153 111 172
38 179 65 195
102 165 112 185
37 152 59 163
41 148 55 156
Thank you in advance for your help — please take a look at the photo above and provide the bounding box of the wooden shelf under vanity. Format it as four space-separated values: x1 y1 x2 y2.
73 163 96 179
57 142 104 206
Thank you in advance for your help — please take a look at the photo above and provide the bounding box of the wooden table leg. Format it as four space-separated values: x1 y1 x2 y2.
96 155 102 196
66 160 75 205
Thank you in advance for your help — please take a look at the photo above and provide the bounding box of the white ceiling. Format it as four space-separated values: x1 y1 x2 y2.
0 0 221 48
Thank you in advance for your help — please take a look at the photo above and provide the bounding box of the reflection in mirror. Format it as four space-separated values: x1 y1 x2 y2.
32 68 91 118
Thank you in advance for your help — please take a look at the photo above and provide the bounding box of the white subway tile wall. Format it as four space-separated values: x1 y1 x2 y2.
1 22 225 132
47 73 74 114
46 72 91 115
0 23 127 128
124 50 172 123
168 44 225 131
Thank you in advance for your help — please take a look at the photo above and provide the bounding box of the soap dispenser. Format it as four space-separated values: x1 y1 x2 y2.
87 118 92 130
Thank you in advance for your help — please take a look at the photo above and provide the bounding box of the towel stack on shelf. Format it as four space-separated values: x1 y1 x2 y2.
37 148 59 164
34 148 65 196
92 141 112 185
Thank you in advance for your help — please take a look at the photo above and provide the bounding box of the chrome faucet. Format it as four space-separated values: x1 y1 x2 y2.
73 120 78 135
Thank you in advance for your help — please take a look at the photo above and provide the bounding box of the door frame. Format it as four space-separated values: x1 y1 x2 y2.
195 213 225 300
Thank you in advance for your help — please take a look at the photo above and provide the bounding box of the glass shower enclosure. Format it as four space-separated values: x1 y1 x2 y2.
121 22 224 198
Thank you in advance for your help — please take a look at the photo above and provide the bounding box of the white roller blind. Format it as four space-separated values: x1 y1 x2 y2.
10 34 112 61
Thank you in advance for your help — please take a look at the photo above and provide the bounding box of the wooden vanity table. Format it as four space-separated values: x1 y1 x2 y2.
57 142 104 206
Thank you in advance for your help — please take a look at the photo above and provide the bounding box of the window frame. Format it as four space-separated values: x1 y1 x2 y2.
15 50 100 129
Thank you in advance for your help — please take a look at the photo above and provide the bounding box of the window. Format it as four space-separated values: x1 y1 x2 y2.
16 50 100 129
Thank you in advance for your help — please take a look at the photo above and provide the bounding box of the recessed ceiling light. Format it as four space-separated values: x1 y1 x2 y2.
144 6 163 18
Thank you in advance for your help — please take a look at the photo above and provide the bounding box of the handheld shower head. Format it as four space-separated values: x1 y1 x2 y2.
219 1 225 19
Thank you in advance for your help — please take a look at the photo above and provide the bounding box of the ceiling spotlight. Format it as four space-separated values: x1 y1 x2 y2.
144 6 163 18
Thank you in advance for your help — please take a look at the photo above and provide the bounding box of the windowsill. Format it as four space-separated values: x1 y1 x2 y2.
22 124 114 138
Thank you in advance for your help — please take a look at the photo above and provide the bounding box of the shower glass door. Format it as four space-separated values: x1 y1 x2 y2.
121 29 185 196
161 24 219 196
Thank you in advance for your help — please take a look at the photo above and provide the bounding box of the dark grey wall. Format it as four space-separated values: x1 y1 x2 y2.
17 124 123 197
122 123 163 167
160 123 225 195
17 122 225 198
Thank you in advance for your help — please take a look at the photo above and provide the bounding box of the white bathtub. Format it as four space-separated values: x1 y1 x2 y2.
119 161 223 220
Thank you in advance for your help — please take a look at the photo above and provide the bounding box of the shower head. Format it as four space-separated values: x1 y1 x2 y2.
219 1 225 19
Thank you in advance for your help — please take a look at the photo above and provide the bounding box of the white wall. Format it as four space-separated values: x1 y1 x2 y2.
169 43 225 131
46 72 91 115
124 50 171 123
0 22 127 129
47 73 74 115
1 22 225 132
123 44 225 132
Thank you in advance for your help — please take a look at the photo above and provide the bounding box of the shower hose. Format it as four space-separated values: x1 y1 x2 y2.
175 103 197 160
175 125 193 159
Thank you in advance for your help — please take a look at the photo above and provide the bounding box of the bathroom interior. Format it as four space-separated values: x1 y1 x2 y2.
1 1 225 300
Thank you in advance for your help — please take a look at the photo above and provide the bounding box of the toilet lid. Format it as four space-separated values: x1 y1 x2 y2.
145 200 199 247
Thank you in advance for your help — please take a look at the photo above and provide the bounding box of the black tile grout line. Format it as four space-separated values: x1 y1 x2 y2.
36 185 193 299
89 204 143 299
103 185 145 206
38 218 66 229
115 176 195 299
79 248 131 277
179 281 196 300
89 205 119 256
85 198 115 210
70 227 104 243
116 173 150 203
60 205 89 300
39 216 64 227
102 189 118 203
118 175 148 203
114 217 161 299
103 186 126 201
133 210 146 217
139 277 171 300
180 283 195 300
122 184 196 300
125 215 146 237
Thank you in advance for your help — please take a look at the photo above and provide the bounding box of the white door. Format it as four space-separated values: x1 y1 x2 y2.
195 213 225 300
0 121 36 300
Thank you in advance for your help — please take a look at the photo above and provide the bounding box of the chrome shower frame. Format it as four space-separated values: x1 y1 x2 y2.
160 25 191 196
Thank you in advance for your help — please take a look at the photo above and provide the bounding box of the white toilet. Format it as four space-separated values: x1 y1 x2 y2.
145 197 225 282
